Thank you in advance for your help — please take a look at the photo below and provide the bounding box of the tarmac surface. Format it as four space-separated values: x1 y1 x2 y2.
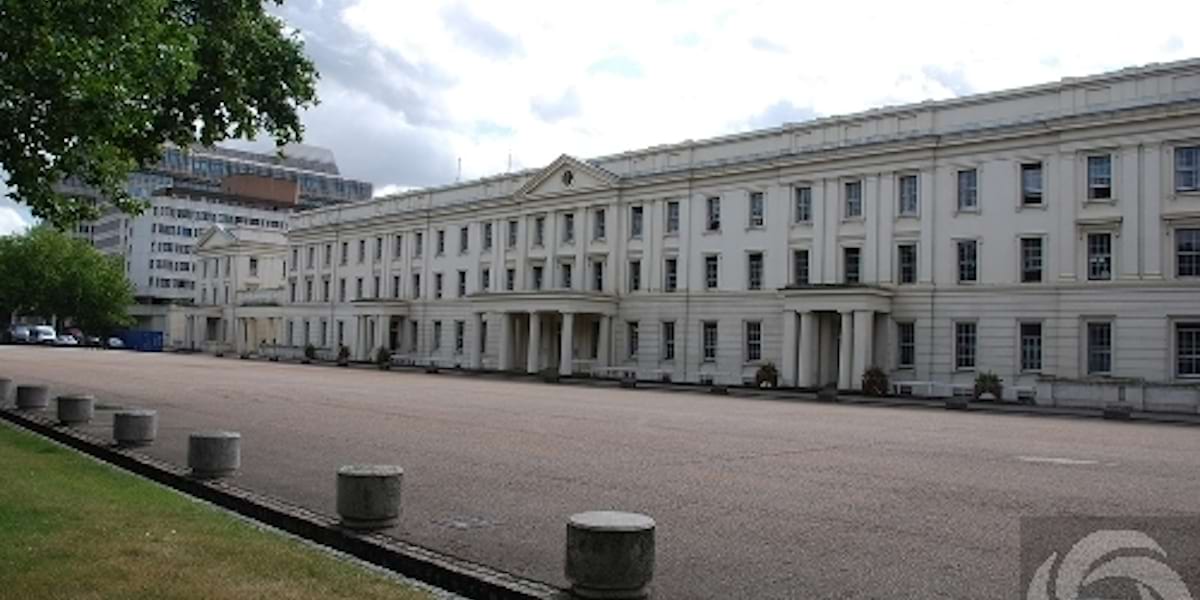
3 346 1199 599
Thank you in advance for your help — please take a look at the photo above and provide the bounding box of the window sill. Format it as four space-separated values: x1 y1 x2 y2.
791 220 813 227
703 228 722 235
1017 202 1047 211
955 207 981 216
842 217 865 224
746 225 765 231
1083 198 1117 206
895 213 920 221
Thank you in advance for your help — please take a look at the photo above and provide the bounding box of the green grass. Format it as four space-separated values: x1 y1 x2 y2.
0 422 433 600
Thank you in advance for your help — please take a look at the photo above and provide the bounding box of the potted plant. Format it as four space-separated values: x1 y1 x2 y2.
861 366 889 397
302 343 316 364
336 345 350 367
375 347 392 371
754 363 779 388
974 371 1003 401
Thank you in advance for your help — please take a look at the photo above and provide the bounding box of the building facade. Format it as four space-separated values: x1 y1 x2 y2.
187 225 289 355
267 59 1200 398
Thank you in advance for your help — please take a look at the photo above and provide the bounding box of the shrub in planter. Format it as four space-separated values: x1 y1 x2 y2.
336 345 350 367
375 347 392 370
754 363 779 388
302 343 316 364
861 366 889 397
239 351 250 360
539 367 560 383
974 371 1003 401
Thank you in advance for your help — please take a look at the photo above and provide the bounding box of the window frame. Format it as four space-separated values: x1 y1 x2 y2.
746 252 764 290
1020 236 1045 283
705 196 721 232
1174 145 1200 193
954 321 977 371
748 191 765 228
792 248 810 286
843 246 862 284
1175 320 1200 379
844 180 863 219
630 206 644 239
1086 231 1114 281
744 320 763 363
661 321 676 361
897 173 919 217
664 257 678 292
628 259 642 292
897 242 917 285
1019 321 1043 372
896 321 915 369
1175 227 1200 278
704 254 720 290
956 168 979 212
1085 320 1113 376
701 320 718 362
627 321 639 360
1085 154 1113 201
793 186 813 224
665 201 681 235
1020 162 1044 207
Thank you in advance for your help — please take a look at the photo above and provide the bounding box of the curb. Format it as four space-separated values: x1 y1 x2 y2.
0 407 563 600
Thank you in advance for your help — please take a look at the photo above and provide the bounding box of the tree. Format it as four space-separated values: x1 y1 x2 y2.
0 227 134 332
0 0 318 227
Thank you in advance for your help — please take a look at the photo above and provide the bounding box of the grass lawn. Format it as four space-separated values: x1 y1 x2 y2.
0 422 434 600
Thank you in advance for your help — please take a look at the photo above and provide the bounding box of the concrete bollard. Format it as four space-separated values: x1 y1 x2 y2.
0 377 12 405
56 394 96 426
113 410 158 447
1102 402 1133 421
15 385 50 410
566 511 656 600
188 431 241 479
336 465 403 530
817 385 838 403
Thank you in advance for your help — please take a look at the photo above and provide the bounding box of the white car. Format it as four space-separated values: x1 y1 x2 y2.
106 337 125 349
54 335 79 346
32 326 56 344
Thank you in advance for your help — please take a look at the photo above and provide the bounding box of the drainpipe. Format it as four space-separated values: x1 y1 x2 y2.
681 145 696 382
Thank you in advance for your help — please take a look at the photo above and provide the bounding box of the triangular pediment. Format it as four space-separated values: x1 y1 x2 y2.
195 225 236 251
516 155 618 198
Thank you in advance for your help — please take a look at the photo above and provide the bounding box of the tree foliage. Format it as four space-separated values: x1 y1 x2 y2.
0 227 134 332
0 0 318 227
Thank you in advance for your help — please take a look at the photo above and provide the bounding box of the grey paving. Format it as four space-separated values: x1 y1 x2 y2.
3 346 1198 599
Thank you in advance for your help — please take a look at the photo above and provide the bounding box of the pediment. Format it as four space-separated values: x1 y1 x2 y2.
195 225 236 251
516 155 618 199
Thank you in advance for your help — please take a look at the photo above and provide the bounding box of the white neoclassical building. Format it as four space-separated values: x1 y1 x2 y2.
253 59 1200 400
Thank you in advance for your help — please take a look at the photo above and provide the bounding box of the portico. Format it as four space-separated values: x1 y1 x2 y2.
469 291 618 375
778 286 893 391
346 300 411 360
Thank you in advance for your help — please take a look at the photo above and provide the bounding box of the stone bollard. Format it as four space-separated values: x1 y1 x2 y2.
0 377 12 405
113 410 158 447
817 384 838 403
56 394 96 426
188 431 241 479
1102 402 1133 421
336 465 403 530
566 511 656 600
15 385 50 410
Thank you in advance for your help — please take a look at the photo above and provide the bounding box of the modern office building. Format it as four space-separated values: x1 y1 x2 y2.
219 59 1200 406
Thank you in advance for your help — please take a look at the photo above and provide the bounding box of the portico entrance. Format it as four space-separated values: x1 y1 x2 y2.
778 286 893 391
468 291 618 375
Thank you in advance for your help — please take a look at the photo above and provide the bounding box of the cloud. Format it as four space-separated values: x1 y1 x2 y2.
743 100 819 130
439 3 523 59
530 87 582 123
922 65 973 97
0 206 31 236
587 56 644 79
750 36 786 53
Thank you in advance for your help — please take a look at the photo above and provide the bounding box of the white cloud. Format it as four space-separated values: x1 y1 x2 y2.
0 207 31 236
269 0 1200 190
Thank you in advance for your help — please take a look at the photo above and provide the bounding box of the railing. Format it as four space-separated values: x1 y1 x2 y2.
238 287 285 306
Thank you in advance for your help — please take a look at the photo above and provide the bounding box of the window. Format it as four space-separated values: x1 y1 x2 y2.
408 321 418 351
666 201 680 234
508 220 518 248
249 257 258 277
358 239 366 263
506 268 515 291
898 174 918 216
629 260 641 291
323 278 331 301
414 232 423 258
630 206 644 239
1087 155 1112 200
434 273 443 299
411 273 420 299
844 247 861 284
957 169 978 211
662 321 676 360
306 246 315 269
706 196 721 231
1087 321 1112 374
291 248 298 271
289 280 296 303
1087 233 1112 281
593 209 606 240
532 266 543 290
747 252 763 290
483 223 493 251
794 187 812 223
955 322 976 370
1021 162 1043 206
897 244 917 284
355 277 364 300
303 321 311 346
704 255 719 289
561 263 573 288
792 249 809 285
534 216 545 246
392 275 400 298
392 236 401 259
457 271 467 297
1177 228 1200 277
562 213 575 244
664 258 678 291
592 260 604 291
1021 237 1044 283
1177 322 1200 377
286 320 294 346
702 321 718 361
1020 322 1042 371
436 230 446 255
459 227 469 254
338 321 346 347
372 276 380 298
1175 146 1199 192
305 279 314 302
375 237 383 260
433 321 442 351
339 278 347 302
897 322 915 368
748 192 765 227
627 322 639 358
957 240 978 283
845 181 863 218
455 321 465 354
745 321 762 361
480 267 490 292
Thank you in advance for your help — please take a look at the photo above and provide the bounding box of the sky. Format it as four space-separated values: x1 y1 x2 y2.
3 0 1199 234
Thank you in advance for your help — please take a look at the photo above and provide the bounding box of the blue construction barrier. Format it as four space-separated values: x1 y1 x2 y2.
114 330 164 352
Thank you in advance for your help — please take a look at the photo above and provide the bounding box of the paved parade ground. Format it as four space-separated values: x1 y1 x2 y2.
3 346 1198 599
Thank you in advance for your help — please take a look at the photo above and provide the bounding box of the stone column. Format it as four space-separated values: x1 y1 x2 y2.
838 311 854 390
469 312 483 369
798 311 817 388
597 315 611 368
526 311 542 374
560 312 575 376
780 310 798 387
498 312 512 370
852 310 874 390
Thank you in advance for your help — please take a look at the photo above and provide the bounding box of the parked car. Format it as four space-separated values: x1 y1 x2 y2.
106 337 125 349
5 325 31 344
32 326 57 344
54 335 79 346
